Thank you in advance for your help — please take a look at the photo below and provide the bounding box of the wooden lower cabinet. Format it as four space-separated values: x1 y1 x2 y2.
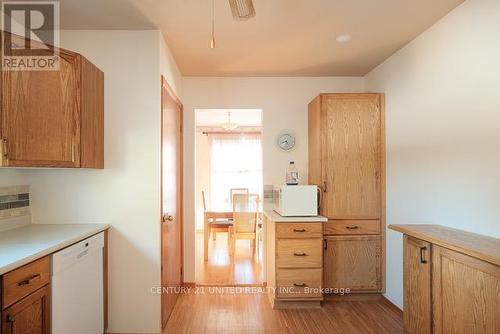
392 225 500 334
323 235 382 292
403 235 432 334
432 246 500 334
2 285 50 334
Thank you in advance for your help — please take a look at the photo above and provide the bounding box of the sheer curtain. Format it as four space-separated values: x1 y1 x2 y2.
209 133 263 210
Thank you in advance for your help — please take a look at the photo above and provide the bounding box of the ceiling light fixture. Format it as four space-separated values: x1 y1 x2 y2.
210 0 216 48
221 112 238 131
229 0 256 21
336 33 352 43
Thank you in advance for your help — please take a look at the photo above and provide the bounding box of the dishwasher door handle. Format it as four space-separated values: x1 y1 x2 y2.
77 249 89 259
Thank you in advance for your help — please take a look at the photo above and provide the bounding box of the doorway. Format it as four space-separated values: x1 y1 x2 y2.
195 109 263 286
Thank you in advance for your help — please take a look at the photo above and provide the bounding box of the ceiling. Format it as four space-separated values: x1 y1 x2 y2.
196 109 262 127
60 0 465 76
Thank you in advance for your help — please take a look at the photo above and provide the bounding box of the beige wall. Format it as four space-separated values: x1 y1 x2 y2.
365 0 500 308
181 77 365 281
195 131 210 231
22 30 181 333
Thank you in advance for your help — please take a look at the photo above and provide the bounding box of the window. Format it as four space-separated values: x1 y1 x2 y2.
209 133 262 210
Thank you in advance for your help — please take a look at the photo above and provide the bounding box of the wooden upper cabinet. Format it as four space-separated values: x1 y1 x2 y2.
403 235 432 334
309 93 383 220
0 32 104 168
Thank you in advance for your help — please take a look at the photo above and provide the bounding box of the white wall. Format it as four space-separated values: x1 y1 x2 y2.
24 30 182 333
365 0 500 308
195 131 210 231
182 77 365 281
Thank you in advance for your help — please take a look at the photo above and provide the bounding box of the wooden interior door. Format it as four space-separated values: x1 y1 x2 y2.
323 235 382 291
160 76 183 328
321 94 381 219
403 235 432 334
1 49 81 167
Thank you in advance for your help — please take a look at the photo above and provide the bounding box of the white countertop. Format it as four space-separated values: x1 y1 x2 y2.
264 210 328 223
0 224 109 275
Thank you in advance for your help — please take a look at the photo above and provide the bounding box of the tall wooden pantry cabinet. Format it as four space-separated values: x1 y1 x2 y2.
308 93 385 293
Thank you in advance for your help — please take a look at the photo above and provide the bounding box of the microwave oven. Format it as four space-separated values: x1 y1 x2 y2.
273 185 318 217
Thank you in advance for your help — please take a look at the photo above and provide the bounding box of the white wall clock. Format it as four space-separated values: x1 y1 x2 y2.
278 133 296 151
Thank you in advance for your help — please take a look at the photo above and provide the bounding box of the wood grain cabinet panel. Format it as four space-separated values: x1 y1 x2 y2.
324 220 381 235
277 239 323 268
403 236 432 334
432 245 500 334
2 257 50 309
276 269 322 299
276 223 322 239
316 94 382 220
2 285 50 334
323 235 382 292
0 32 104 168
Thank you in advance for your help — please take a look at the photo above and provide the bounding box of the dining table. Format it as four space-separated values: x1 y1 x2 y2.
204 207 233 261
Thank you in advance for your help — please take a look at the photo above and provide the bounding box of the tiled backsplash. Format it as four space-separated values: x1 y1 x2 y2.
0 185 30 219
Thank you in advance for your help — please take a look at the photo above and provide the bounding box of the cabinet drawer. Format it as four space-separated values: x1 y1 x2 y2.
276 269 322 299
277 239 322 268
324 220 380 235
276 223 322 239
2 256 50 309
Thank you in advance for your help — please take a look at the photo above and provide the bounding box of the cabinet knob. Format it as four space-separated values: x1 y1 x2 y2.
6 314 15 323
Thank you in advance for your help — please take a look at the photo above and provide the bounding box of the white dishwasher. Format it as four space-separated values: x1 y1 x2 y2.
51 232 104 334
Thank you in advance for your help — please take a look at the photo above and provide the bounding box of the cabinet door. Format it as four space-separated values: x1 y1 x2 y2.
403 235 432 334
2 285 50 334
321 94 382 219
324 235 382 291
1 50 80 167
432 245 500 334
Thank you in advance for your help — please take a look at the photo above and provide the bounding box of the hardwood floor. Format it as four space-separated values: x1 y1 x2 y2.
164 290 403 333
196 231 263 286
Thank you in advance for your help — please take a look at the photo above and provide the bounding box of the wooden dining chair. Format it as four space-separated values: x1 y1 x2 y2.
202 191 232 240
228 194 259 257
230 188 249 205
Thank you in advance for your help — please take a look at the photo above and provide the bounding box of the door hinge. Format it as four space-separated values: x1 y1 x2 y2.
323 239 327 250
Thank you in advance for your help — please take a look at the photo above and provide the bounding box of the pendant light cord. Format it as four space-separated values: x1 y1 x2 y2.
211 0 216 48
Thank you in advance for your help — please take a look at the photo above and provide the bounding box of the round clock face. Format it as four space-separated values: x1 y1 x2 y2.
278 134 295 151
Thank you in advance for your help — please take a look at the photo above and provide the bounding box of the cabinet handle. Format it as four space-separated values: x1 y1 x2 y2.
317 187 322 211
17 273 41 286
2 138 8 158
293 283 307 287
420 246 428 264
293 252 307 257
293 228 306 232
6 314 15 323
324 239 327 250
322 181 328 193
345 226 359 230
71 143 75 162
